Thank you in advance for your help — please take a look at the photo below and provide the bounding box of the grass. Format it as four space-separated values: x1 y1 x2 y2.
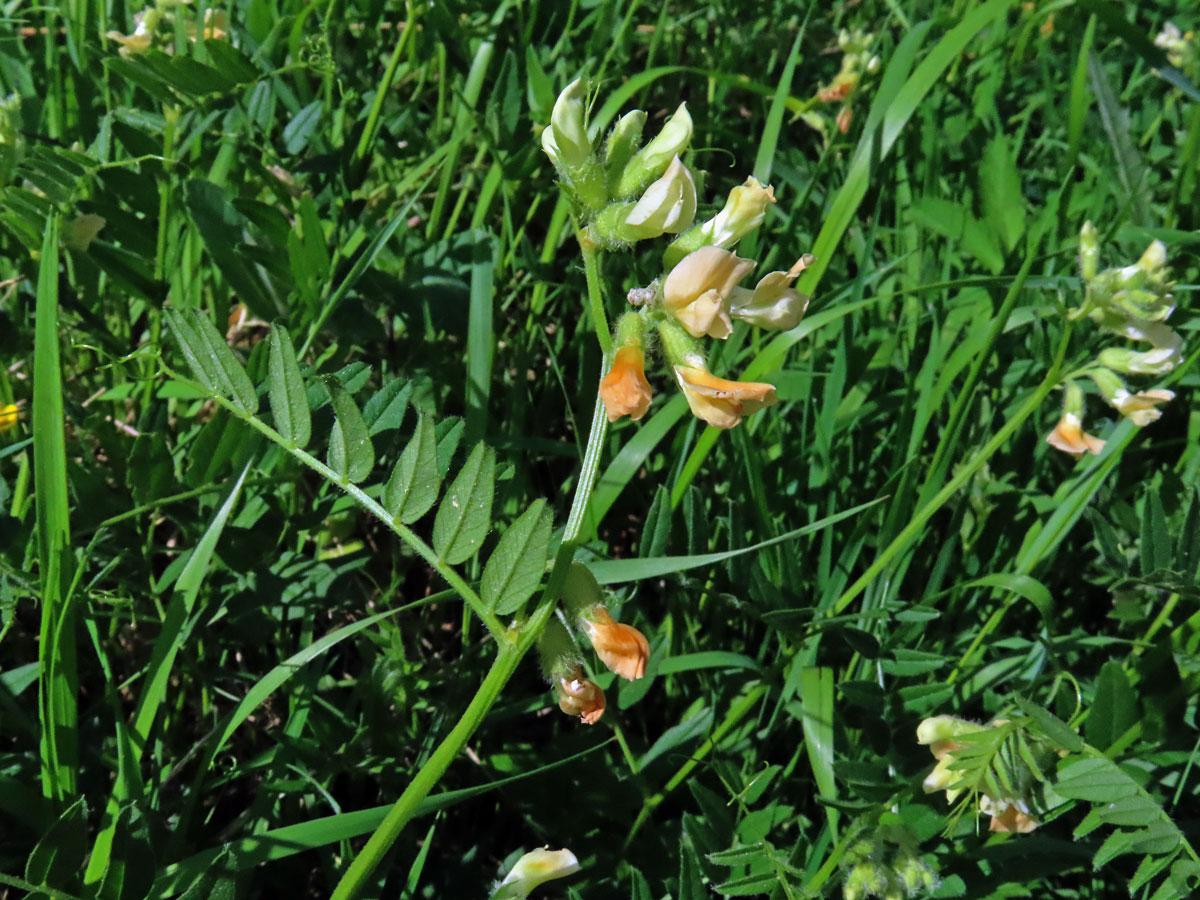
0 1 1198 899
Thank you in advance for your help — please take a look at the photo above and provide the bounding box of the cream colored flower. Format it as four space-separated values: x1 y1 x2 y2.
728 256 811 331
492 848 580 899
1045 412 1104 459
662 246 755 339
621 156 696 240
540 79 591 172
106 10 158 56
581 607 649 680
599 345 652 422
1110 388 1174 426
674 364 778 429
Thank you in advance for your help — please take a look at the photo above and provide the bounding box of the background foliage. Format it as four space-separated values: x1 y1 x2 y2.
0 0 1198 898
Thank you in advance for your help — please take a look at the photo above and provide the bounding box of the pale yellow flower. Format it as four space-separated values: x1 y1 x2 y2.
674 364 778 429
493 848 580 900
662 246 755 339
0 403 19 432
1111 388 1174 426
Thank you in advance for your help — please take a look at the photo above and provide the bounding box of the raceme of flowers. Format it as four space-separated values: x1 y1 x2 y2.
540 79 812 431
537 563 650 726
917 715 1053 835
1046 223 1182 459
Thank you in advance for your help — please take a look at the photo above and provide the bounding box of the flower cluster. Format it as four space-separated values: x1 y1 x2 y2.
1155 22 1197 78
917 715 1044 834
841 829 939 900
106 0 228 56
814 29 880 135
537 563 650 726
540 79 812 431
1047 224 1182 459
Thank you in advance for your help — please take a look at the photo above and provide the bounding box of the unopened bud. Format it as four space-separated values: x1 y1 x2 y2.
492 848 580 900
591 157 696 243
605 110 647 190
1079 221 1099 282
664 177 776 268
615 102 692 198
541 79 592 173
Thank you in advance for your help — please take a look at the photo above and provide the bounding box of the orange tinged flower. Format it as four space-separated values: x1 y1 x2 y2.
599 346 652 422
674 365 778 429
980 796 1039 834
1045 412 1104 459
555 669 606 724
582 607 650 680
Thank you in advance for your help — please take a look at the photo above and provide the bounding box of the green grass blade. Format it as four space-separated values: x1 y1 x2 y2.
33 214 78 802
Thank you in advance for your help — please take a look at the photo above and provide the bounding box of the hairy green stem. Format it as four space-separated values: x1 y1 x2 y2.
326 230 614 899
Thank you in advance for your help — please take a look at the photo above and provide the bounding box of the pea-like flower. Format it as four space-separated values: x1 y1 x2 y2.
599 345 652 423
491 848 580 900
662 246 755 339
1045 412 1105 459
728 257 812 331
615 102 692 198
592 157 697 244
674 363 778 430
664 177 776 267
554 668 606 725
580 607 650 680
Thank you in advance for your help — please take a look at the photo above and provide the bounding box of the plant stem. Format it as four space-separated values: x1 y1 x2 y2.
579 231 614 355
321 225 614 899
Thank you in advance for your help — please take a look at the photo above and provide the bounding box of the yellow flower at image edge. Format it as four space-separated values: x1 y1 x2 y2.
0 404 18 432
599 346 652 422
674 365 778 429
1045 412 1104 459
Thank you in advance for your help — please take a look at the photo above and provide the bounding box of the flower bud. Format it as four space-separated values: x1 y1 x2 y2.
916 714 983 747
600 343 653 423
622 157 697 238
1098 340 1181 376
604 109 647 190
580 606 650 680
540 79 592 174
664 177 776 268
615 102 692 198
1079 221 1099 282
727 256 811 331
64 213 106 252
492 848 580 899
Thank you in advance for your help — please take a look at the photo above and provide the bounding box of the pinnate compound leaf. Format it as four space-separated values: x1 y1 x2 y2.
432 442 495 564
26 796 87 888
1054 757 1139 802
363 378 412 436
1130 852 1178 894
1015 696 1084 752
166 308 257 412
267 323 310 447
482 499 553 615
385 416 440 523
326 379 374 483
